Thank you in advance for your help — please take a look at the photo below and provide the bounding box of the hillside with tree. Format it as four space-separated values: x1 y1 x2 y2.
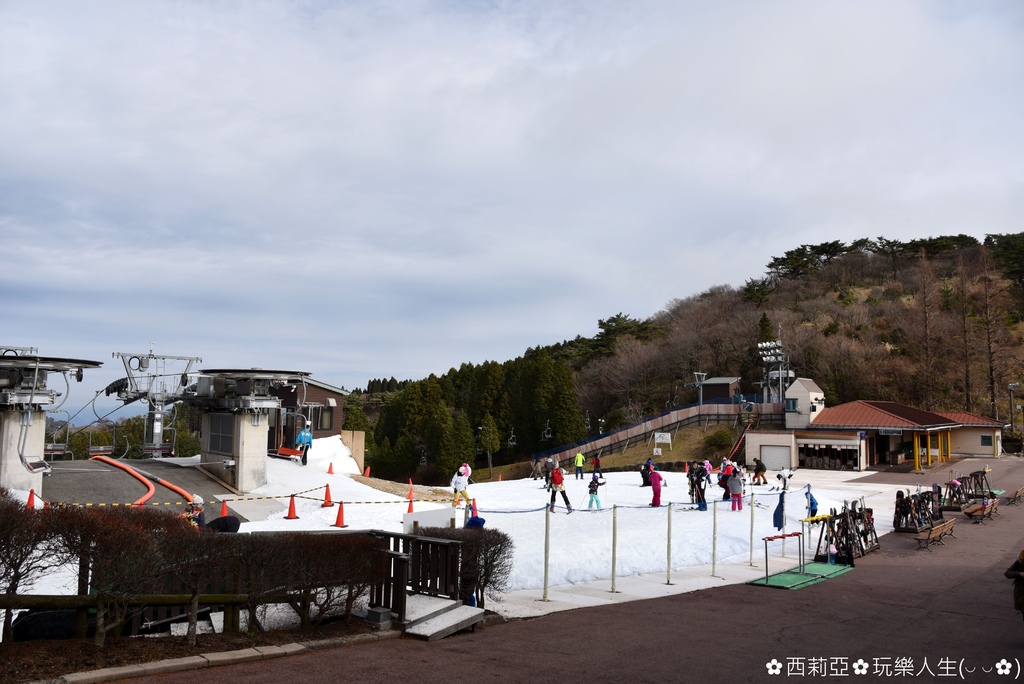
348 233 1024 483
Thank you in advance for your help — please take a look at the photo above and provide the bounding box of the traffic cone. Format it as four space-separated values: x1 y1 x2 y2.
498 474 502 482
684 462 689 474
322 484 334 508
327 462 334 475
407 489 414 514
332 501 348 528
285 495 299 520
471 499 478 517
364 466 370 477
220 500 229 518
26 489 35 510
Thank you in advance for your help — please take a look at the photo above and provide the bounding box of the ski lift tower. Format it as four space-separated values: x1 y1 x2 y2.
192 368 309 492
0 346 102 492
111 346 202 457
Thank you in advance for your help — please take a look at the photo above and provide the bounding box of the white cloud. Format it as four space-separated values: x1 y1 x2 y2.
1 0 1021 404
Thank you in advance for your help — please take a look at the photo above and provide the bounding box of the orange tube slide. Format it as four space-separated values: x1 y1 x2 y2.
91 455 155 506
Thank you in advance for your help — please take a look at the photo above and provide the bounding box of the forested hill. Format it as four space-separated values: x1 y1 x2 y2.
348 233 1024 481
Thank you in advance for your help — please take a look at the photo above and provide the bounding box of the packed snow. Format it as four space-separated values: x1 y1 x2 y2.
13 436 906 610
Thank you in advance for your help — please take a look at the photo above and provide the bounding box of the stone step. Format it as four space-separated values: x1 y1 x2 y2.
405 605 485 641
403 594 459 628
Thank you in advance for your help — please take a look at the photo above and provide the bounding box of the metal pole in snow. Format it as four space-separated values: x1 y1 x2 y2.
611 505 618 593
542 505 550 602
666 503 673 585
749 491 755 566
712 498 718 577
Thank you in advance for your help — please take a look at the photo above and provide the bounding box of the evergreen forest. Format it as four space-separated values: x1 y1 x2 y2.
348 233 1024 482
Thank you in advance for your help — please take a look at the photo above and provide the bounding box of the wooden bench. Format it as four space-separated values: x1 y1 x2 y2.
914 518 957 550
1006 486 1024 505
964 498 999 523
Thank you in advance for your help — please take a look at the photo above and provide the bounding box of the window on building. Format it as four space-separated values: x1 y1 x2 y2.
318 407 333 430
209 413 234 455
981 435 993 447
785 398 798 412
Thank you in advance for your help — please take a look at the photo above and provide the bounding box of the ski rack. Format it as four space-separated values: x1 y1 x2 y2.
813 499 880 564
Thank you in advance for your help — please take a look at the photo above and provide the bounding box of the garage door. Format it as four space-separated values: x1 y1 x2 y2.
760 445 792 471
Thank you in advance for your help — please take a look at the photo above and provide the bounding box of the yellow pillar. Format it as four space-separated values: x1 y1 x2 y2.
913 432 921 472
926 432 933 468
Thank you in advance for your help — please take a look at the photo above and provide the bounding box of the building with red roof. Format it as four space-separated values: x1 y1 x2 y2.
745 382 1006 473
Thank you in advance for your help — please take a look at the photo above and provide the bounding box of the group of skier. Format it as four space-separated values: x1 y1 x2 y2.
457 452 777 517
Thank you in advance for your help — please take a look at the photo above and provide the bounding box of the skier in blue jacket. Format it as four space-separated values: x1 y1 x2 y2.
296 423 313 466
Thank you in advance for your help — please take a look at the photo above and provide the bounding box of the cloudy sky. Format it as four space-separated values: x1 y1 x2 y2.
2 1 1023 415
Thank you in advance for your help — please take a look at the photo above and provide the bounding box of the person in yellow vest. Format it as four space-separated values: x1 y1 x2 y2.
574 452 585 480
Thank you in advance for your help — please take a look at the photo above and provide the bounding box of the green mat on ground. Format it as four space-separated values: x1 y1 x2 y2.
747 562 853 590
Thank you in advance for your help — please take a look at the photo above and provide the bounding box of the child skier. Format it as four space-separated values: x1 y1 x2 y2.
587 473 605 510
727 470 744 511
549 466 573 513
451 463 473 508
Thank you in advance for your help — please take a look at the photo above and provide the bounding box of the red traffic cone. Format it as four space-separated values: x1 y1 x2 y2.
471 499 478 517
26 489 35 510
322 484 334 508
285 495 299 520
364 466 371 477
332 500 348 528
407 489 414 514
684 462 689 474
220 500 229 518
327 462 334 475
498 474 502 482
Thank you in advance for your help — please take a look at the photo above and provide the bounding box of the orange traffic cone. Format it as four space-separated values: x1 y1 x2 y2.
364 466 370 477
684 462 689 474
332 500 348 528
407 489 414 514
26 489 35 510
327 462 334 475
471 499 478 517
285 495 299 520
322 484 334 508
220 500 229 517
498 474 502 482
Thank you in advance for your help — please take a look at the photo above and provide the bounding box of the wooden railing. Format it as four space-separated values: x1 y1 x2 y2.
368 531 462 624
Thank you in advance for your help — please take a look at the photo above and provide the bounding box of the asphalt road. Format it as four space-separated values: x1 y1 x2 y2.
111 457 1024 684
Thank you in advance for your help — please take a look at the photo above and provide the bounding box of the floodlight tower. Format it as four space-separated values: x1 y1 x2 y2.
757 339 790 404
111 346 202 456
0 346 102 491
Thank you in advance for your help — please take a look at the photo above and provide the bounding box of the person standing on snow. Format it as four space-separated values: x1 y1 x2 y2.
592 454 603 477
728 470 744 511
451 463 473 508
587 473 605 510
549 465 573 513
574 452 585 480
753 457 768 485
296 422 313 466
806 490 819 518
649 467 664 507
543 456 557 490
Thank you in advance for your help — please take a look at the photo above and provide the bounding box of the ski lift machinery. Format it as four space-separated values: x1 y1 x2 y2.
111 347 201 457
0 346 101 487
